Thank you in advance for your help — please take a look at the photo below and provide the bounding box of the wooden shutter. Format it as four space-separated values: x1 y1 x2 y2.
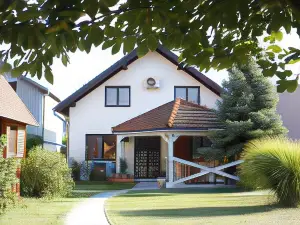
17 128 25 158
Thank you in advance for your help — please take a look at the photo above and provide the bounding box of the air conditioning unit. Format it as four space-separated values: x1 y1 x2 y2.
144 77 160 89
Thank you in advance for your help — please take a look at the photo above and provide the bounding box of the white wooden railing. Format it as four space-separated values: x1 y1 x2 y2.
170 157 244 185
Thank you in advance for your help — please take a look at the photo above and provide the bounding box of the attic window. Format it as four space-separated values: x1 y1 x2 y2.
105 86 130 107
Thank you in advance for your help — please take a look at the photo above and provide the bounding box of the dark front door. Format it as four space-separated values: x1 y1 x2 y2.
134 137 160 178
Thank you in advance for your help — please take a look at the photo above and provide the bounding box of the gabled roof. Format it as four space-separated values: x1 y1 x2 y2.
112 98 222 133
19 76 61 102
53 45 222 116
0 76 39 126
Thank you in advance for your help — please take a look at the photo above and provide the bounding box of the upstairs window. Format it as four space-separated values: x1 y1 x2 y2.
105 86 130 107
174 86 200 104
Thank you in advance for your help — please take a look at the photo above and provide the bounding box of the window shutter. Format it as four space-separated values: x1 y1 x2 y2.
17 128 25 157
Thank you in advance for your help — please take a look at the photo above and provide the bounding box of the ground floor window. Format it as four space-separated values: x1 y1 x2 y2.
192 136 212 156
86 134 116 160
3 123 26 158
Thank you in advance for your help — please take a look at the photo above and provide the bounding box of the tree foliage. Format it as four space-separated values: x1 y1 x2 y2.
0 135 18 215
0 0 299 91
208 60 287 159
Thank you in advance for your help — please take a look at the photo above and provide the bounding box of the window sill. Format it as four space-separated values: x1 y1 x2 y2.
105 105 131 107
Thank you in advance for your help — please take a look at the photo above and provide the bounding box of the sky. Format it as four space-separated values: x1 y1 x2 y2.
34 30 300 101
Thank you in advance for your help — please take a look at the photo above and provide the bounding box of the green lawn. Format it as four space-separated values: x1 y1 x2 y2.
106 188 300 225
0 181 135 225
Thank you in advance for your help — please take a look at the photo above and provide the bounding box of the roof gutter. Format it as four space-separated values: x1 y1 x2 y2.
112 128 223 135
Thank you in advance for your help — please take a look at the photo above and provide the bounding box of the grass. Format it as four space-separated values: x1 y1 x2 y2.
0 181 136 225
106 188 300 225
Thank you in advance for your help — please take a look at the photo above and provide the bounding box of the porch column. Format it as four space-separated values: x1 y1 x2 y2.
168 136 174 184
116 135 124 174
165 134 179 188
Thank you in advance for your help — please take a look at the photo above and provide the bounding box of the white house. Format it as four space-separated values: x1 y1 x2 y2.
5 75 65 152
54 46 241 187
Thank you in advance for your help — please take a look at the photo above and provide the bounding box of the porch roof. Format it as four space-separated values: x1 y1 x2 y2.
112 98 223 133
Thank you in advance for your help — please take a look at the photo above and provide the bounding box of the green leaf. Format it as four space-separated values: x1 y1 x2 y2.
0 62 12 73
11 67 22 78
123 36 136 54
102 0 119 7
276 70 292 79
271 31 283 41
263 64 277 77
147 34 158 51
288 58 300 64
89 26 104 47
137 42 148 57
267 45 282 53
111 41 121 55
45 67 54 84
287 80 298 93
102 40 115 50
62 54 69 67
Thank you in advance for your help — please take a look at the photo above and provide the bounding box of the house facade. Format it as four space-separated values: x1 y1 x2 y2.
5 75 65 152
54 46 240 187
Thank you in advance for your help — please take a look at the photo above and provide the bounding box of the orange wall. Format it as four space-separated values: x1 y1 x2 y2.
174 136 192 161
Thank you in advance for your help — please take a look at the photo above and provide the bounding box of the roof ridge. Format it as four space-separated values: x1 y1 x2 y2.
167 98 181 127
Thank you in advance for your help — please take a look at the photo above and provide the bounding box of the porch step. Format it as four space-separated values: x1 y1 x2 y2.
131 182 159 190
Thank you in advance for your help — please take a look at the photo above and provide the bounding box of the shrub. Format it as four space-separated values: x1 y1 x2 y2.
71 160 81 181
21 146 74 198
26 134 43 153
0 135 18 215
239 138 300 207
120 158 128 174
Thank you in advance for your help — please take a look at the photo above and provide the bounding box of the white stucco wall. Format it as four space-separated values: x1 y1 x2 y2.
69 51 220 162
43 95 65 152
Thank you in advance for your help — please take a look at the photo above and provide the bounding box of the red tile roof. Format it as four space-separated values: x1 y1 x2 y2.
112 98 222 133
0 76 39 126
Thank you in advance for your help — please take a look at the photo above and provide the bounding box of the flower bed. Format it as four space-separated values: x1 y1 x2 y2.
107 173 134 182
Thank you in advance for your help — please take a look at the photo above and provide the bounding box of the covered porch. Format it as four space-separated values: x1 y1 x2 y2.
112 99 243 188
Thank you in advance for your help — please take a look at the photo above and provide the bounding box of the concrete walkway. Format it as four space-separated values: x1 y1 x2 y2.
65 190 128 225
131 181 159 190
65 182 159 225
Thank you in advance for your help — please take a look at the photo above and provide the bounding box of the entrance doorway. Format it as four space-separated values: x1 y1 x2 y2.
134 137 160 178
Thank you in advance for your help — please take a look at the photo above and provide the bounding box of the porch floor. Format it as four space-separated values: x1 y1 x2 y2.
132 182 159 190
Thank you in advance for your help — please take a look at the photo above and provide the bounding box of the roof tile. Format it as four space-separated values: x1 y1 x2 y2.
0 76 39 126
112 98 222 133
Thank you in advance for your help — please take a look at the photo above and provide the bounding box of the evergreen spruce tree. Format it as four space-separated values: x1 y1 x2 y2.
204 60 287 160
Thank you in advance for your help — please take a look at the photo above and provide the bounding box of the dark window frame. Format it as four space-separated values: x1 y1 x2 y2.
85 134 117 161
174 86 200 105
105 86 131 107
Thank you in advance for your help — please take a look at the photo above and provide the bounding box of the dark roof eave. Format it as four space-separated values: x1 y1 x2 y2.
112 127 223 134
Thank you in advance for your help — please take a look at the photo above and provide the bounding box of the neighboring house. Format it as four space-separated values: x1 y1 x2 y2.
0 75 39 193
5 75 65 152
277 86 300 140
54 46 239 187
